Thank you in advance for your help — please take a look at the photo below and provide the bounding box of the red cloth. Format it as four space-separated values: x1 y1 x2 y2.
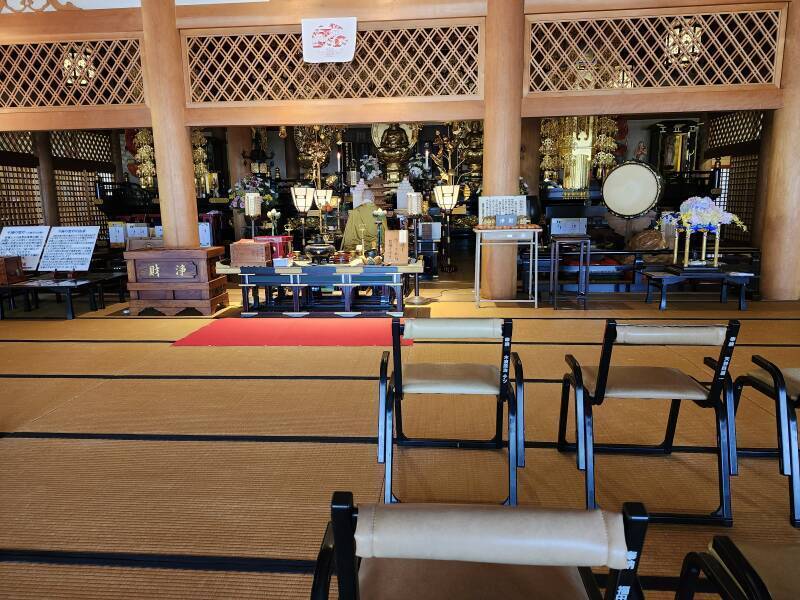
174 317 409 347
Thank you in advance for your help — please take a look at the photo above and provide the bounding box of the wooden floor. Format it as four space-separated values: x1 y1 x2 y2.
1 283 800 598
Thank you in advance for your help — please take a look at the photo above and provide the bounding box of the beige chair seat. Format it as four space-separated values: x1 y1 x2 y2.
358 557 589 600
582 365 708 400
748 368 800 399
402 363 501 395
719 542 800 600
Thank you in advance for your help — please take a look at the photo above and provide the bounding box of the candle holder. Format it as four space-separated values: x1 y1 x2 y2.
372 208 387 255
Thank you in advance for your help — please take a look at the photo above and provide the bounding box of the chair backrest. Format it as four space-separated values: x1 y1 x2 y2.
392 318 514 395
402 318 504 340
354 502 629 569
615 324 729 346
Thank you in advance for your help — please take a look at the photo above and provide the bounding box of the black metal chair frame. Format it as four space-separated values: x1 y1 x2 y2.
311 491 649 600
378 317 525 505
558 319 741 526
676 536 770 600
734 356 800 527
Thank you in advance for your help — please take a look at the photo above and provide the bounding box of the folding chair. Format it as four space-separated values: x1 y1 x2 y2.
677 535 798 599
311 491 649 600
734 357 800 527
558 319 741 525
378 318 525 505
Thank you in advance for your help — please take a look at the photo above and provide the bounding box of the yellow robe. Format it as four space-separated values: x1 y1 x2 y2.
342 202 389 252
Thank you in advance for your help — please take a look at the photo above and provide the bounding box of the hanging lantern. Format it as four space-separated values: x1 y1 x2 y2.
62 49 95 86
666 20 702 66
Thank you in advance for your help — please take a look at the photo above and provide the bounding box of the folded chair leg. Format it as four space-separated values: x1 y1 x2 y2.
384 390 396 504
659 399 681 453
713 404 734 524
494 396 504 449
725 382 738 476
394 394 406 442
557 377 571 451
775 388 793 476
583 396 597 510
505 399 518 506
786 406 800 527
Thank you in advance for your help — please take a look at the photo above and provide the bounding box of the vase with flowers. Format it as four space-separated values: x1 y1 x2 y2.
659 196 746 268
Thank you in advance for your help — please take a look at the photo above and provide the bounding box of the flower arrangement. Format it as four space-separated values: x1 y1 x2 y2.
266 208 281 235
660 196 746 234
660 196 747 267
407 154 426 180
359 155 382 181
228 174 276 210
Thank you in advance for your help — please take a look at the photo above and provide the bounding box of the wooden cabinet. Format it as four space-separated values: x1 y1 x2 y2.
0 257 25 285
124 247 229 316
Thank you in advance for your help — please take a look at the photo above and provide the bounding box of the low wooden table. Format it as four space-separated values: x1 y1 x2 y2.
642 268 753 310
238 260 423 316
0 272 126 320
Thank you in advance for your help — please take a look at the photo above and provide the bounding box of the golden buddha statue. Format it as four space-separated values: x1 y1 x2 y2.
377 123 412 184
460 121 483 179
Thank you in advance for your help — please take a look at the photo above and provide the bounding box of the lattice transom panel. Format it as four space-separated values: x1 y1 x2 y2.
0 166 43 226
528 9 781 93
185 24 481 103
707 111 764 150
51 130 113 163
717 155 758 243
55 170 111 241
0 131 34 155
0 38 144 108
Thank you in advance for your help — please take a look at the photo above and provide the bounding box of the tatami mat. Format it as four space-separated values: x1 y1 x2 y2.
0 564 314 600
1 298 800 598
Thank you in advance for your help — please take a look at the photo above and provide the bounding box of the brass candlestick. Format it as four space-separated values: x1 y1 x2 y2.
713 229 721 267
683 230 691 268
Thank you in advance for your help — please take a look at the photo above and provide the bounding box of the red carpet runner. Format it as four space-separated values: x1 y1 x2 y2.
173 317 409 347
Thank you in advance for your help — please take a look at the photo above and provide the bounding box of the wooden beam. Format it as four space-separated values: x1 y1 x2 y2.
33 131 59 227
0 9 142 44
522 86 783 117
175 0 488 29
185 100 485 127
0 107 151 132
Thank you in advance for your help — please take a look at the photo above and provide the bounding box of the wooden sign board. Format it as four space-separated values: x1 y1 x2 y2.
383 229 409 265
38 226 100 272
0 225 50 270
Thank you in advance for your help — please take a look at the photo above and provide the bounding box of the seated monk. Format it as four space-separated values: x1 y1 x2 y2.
342 192 389 252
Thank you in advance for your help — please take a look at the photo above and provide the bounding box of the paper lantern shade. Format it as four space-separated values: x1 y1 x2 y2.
291 186 315 213
244 192 262 217
314 188 333 208
434 185 460 211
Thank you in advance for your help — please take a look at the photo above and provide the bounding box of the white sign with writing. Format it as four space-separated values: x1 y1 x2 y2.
478 195 528 223
301 17 357 63
0 226 50 270
38 226 100 272
126 223 149 239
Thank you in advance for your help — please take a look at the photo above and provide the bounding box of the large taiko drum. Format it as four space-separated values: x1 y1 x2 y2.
602 161 663 218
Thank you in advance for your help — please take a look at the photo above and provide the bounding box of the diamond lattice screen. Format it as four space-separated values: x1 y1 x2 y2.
707 111 765 151
528 9 781 92
0 38 144 108
55 170 111 241
185 24 481 103
0 131 34 155
51 130 113 163
0 166 43 226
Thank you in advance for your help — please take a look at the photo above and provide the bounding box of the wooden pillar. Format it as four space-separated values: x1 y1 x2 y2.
227 126 251 241
226 127 251 185
284 126 300 180
109 129 124 183
33 131 59 226
520 118 541 194
480 0 524 300
141 0 199 248
759 3 800 299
